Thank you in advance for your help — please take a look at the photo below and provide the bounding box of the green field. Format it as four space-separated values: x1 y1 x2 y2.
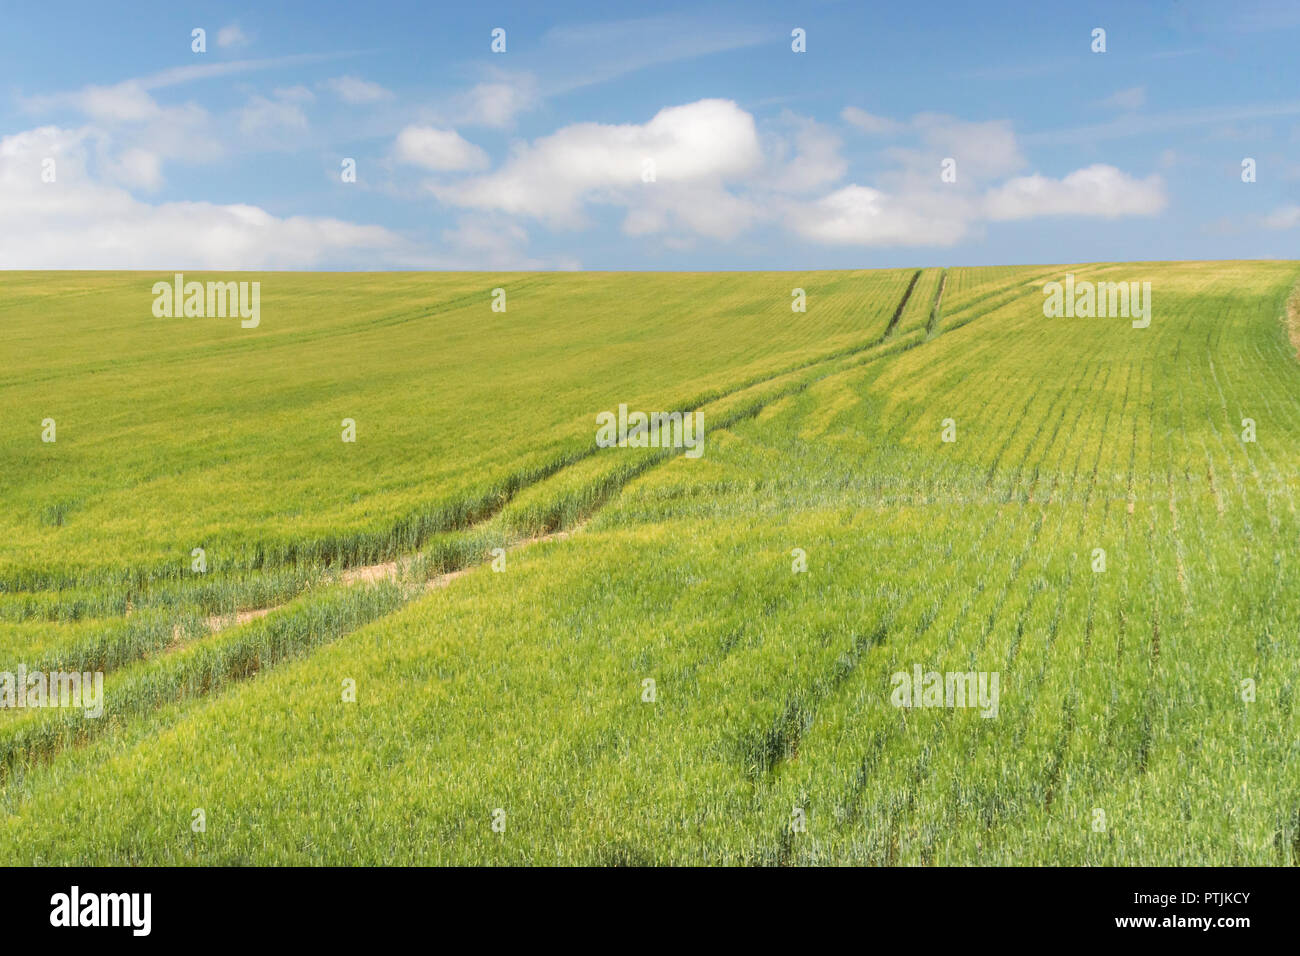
2 261 1298 864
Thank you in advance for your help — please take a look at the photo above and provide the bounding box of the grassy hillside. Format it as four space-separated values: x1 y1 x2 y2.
2 269 918 580
2 261 1298 864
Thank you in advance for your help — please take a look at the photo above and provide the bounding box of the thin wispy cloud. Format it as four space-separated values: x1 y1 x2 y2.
1024 100 1300 146
535 14 773 95
1098 87 1147 111
20 52 366 114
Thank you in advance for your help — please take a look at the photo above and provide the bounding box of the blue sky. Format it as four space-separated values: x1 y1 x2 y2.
2 0 1299 269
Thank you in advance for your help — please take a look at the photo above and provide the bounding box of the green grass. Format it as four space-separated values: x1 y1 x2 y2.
2 262 1298 865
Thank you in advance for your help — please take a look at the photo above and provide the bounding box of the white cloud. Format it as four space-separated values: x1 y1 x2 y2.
787 118 1160 246
68 82 160 123
432 99 762 233
239 92 309 135
394 125 489 171
1099 86 1147 111
841 106 903 135
845 112 1025 186
216 24 251 49
1262 204 1300 229
910 114 1025 180
983 165 1166 220
763 114 846 194
620 182 759 240
23 80 211 134
538 15 770 95
15 79 218 192
428 100 1165 251
20 54 373 122
104 147 163 191
0 125 402 268
274 85 315 104
786 185 977 247
457 77 539 127
841 110 1024 184
436 215 579 269
442 215 528 253
1023 100 1300 147
402 73 538 132
132 54 347 90
789 164 1164 247
325 75 393 104
9 69 1181 266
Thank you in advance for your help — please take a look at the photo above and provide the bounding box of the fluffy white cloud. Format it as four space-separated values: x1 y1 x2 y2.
395 125 489 171
426 99 1166 249
762 114 847 194
786 185 977 247
620 182 760 240
458 79 538 127
18 80 218 192
0 126 403 268
789 163 1164 247
103 147 163 190
217 24 251 49
983 165 1166 220
325 75 393 104
432 98 762 234
789 115 1160 246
